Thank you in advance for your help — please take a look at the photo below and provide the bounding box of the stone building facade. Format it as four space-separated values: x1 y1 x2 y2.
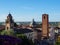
5 13 14 30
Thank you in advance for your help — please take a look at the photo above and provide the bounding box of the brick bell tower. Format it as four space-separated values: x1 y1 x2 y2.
5 13 14 30
42 14 49 38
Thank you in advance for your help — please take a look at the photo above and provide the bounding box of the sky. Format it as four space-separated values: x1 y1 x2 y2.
0 0 60 22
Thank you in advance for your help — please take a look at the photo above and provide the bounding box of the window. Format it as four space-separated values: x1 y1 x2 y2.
7 27 9 30
44 16 45 19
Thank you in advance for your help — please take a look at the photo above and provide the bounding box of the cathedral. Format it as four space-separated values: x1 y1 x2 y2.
5 13 14 30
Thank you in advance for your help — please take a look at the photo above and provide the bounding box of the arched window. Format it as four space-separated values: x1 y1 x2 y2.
44 16 45 19
7 27 9 30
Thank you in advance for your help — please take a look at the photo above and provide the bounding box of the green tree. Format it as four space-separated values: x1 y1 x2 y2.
17 34 34 45
55 36 60 45
1 29 16 36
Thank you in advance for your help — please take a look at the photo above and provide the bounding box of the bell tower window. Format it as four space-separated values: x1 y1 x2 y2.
7 27 8 30
44 16 45 19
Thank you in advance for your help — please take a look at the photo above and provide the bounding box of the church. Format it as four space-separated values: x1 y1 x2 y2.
5 13 14 30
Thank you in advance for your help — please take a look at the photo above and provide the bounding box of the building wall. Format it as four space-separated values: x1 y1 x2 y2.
5 23 10 30
42 14 49 37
